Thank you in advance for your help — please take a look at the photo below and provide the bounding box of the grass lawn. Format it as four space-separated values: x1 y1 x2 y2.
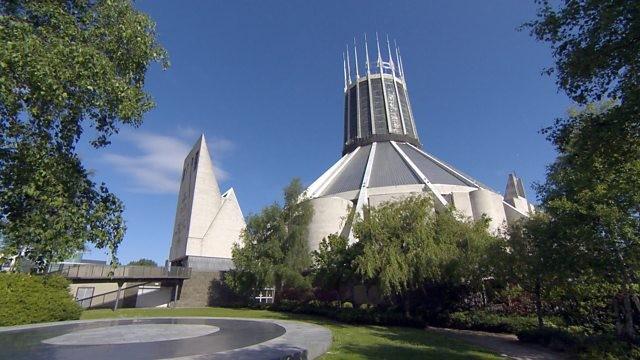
82 307 501 359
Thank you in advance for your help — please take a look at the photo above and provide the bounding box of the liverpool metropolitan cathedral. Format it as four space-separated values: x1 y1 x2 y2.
169 38 534 271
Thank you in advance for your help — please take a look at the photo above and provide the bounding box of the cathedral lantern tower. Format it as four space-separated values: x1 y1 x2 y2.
342 35 420 154
304 36 534 251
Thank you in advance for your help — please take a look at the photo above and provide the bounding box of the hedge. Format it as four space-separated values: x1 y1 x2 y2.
517 327 640 359
0 273 82 326
445 310 543 334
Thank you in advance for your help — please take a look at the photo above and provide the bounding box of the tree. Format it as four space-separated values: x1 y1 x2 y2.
526 0 640 340
498 214 557 328
537 103 640 340
228 178 313 303
525 0 639 107
0 1 167 269
128 258 158 267
312 234 360 301
353 196 498 316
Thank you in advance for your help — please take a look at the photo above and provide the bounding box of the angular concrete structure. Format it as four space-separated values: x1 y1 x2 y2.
169 135 245 271
304 37 534 250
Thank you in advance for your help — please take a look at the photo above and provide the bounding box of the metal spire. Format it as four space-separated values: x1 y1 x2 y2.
398 48 406 81
343 52 348 91
375 32 382 73
346 44 352 85
386 34 395 72
364 33 371 75
353 38 360 79
394 40 402 78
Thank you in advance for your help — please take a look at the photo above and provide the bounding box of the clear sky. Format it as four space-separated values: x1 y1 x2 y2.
81 1 571 264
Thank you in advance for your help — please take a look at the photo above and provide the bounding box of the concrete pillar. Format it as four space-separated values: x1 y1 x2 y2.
173 282 180 308
113 282 123 311
306 197 352 252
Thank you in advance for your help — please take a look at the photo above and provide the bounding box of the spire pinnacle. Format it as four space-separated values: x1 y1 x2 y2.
386 34 395 71
346 44 352 86
342 52 348 91
353 38 360 78
394 40 402 77
398 48 406 81
375 32 382 72
364 33 371 75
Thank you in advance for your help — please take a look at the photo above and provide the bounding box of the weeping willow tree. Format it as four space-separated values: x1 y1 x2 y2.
229 178 313 303
353 196 498 316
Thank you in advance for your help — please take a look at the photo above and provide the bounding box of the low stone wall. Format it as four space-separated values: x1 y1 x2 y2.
176 271 222 308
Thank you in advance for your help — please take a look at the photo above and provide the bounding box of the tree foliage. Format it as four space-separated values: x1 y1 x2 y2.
228 178 313 302
127 258 158 267
538 102 640 339
0 1 167 268
353 196 498 313
497 214 558 327
526 0 640 341
312 234 360 300
525 0 639 106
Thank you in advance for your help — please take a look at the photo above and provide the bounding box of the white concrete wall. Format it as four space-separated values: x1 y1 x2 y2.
470 188 508 233
188 137 222 239
135 285 172 308
450 191 474 219
306 197 352 252
170 136 245 262
368 192 418 208
187 188 245 259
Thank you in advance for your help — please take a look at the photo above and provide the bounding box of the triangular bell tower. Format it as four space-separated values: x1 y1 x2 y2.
169 135 245 269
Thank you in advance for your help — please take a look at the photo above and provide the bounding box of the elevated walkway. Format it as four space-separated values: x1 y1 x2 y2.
48 264 192 310
49 264 191 282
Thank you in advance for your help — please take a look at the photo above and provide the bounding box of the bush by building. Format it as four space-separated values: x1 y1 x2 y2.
0 273 81 326
445 310 543 334
518 327 640 359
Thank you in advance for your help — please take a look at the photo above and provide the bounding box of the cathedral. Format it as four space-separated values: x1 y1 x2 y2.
168 38 534 265
303 37 533 251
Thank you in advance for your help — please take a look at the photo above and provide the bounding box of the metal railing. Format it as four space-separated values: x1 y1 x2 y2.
48 264 191 280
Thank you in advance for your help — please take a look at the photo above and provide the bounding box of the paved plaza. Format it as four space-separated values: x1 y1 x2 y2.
0 317 332 360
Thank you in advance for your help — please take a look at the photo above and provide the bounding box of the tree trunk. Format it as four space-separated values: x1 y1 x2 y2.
622 293 636 341
535 277 544 328
614 296 624 338
403 295 411 319
273 276 283 305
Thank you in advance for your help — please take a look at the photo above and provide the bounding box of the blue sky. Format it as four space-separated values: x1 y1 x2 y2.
81 1 570 264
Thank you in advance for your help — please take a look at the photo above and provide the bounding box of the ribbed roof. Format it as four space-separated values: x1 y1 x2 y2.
397 143 468 187
369 142 421 188
318 141 488 197
321 145 370 195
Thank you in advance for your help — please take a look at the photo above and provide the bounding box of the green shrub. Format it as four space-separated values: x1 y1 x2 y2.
576 336 640 360
517 327 580 352
342 301 353 308
518 328 640 359
0 273 82 326
446 311 541 333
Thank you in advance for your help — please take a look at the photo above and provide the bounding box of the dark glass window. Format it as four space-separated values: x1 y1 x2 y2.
397 83 415 137
343 92 349 144
349 86 358 139
358 82 372 137
384 78 402 134
370 78 388 134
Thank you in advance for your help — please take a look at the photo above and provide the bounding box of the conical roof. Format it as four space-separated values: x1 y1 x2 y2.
312 140 491 199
